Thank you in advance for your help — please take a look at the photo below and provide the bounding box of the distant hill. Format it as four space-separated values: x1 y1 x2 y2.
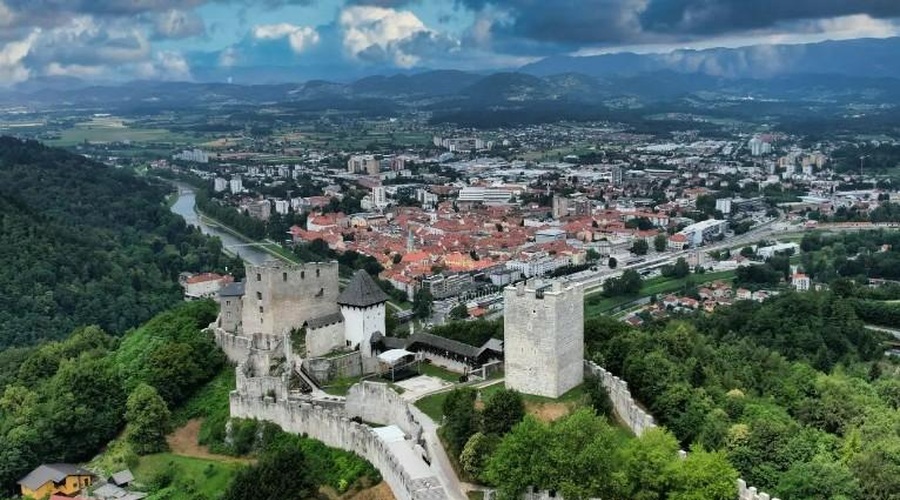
521 37 900 80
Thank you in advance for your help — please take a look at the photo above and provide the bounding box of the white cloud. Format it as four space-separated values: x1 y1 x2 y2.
575 14 900 57
252 23 320 53
44 62 105 77
0 30 37 85
218 46 239 67
135 51 192 81
788 14 900 40
339 5 432 67
27 16 151 66
0 1 15 28
153 9 205 39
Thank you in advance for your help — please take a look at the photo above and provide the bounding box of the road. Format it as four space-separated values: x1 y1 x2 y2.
570 215 823 295
406 377 505 500
865 324 900 341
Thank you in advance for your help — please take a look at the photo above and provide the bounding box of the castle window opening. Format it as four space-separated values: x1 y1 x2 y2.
256 273 261 281
256 291 262 300
301 271 306 279
283 272 287 281
259 306 264 313
316 269 321 277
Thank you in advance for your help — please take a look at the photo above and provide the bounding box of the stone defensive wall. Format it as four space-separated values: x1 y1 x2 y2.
235 358 290 402
230 379 447 500
214 328 254 364
583 361 779 500
345 381 424 445
584 361 656 436
214 327 283 365
738 480 780 500
304 351 364 386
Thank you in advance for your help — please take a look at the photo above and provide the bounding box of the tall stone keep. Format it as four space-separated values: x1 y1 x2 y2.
504 280 584 398
242 261 340 338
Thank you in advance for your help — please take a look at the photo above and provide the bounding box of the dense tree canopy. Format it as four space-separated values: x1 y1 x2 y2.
0 137 237 348
125 383 171 455
484 410 737 500
0 301 221 491
585 286 898 500
224 443 316 500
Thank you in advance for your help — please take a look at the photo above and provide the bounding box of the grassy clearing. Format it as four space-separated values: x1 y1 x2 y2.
417 363 464 382
172 367 235 427
415 391 449 421
261 242 301 263
48 125 185 147
322 375 370 396
133 453 242 500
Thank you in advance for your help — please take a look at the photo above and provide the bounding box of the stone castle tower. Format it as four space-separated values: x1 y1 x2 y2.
242 261 340 338
337 270 389 357
503 280 584 398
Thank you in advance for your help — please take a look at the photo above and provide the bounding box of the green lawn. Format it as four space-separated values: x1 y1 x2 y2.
322 375 369 396
133 453 243 500
585 270 737 318
417 363 464 382
260 242 301 264
415 391 449 421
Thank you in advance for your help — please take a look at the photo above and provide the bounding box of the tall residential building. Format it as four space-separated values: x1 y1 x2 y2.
229 176 244 194
372 186 387 207
214 177 228 193
552 194 569 219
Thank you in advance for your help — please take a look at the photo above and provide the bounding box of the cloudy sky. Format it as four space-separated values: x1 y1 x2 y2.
1 0 900 85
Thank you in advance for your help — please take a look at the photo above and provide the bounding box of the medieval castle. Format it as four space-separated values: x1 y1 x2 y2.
213 262 774 500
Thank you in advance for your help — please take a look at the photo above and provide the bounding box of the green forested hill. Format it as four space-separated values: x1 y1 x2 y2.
0 301 223 492
0 137 234 347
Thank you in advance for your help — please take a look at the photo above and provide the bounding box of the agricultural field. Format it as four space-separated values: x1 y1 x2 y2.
45 116 198 147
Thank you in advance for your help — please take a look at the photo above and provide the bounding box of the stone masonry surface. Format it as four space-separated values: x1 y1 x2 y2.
504 280 583 398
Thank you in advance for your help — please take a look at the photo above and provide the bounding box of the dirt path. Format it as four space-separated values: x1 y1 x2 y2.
526 401 574 422
166 419 249 464
348 482 395 500
320 481 395 500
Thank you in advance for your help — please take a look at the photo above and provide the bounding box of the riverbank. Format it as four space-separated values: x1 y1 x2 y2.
169 183 281 266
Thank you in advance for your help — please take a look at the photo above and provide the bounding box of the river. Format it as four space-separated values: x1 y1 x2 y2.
169 184 277 266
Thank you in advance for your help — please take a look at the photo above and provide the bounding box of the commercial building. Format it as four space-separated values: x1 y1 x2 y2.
757 242 800 259
535 228 567 244
678 219 728 247
422 273 474 299
457 187 513 206
214 177 228 192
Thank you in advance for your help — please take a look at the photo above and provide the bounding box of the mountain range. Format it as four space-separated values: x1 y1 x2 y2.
520 37 900 80
3 37 900 127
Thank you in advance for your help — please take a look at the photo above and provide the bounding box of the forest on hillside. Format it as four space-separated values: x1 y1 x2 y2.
586 289 899 499
0 137 239 348
0 302 222 493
